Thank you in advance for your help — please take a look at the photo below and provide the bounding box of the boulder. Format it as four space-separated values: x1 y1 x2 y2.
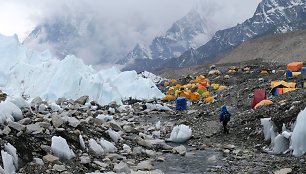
172 145 187 156
75 96 89 105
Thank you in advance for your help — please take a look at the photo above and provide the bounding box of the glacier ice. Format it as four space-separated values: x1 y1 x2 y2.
100 139 117 153
96 114 113 122
273 134 290 154
1 150 15 174
107 129 122 143
260 118 272 141
292 108 306 157
50 103 61 112
79 134 86 150
261 108 306 157
0 34 164 105
88 139 104 156
270 126 277 147
51 136 75 160
0 101 23 124
122 144 132 154
7 96 30 109
4 143 18 169
145 103 172 112
282 131 292 139
155 121 161 130
138 71 165 84
168 124 192 143
117 105 132 112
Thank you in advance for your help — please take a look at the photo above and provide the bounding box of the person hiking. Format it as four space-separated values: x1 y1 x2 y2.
219 105 231 134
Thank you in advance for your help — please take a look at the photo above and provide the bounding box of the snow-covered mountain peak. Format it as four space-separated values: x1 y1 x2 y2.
119 6 214 66
122 0 306 72
254 0 306 29
165 8 210 42
118 43 152 64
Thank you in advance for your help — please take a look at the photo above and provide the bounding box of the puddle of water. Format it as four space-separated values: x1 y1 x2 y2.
154 149 222 174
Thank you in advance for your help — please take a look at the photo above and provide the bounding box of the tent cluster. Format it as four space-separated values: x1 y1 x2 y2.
160 61 306 111
251 61 306 109
162 75 226 103
228 66 238 73
285 62 306 79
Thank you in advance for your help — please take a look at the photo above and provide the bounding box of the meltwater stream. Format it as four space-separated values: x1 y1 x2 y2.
154 149 222 174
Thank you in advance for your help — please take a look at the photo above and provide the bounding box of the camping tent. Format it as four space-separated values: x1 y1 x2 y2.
271 81 296 96
208 70 221 75
251 89 267 109
287 62 304 71
254 99 273 109
260 70 269 74
163 95 176 101
271 81 296 88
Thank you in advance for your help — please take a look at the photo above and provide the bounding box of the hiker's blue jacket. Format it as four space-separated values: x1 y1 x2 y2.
219 105 231 122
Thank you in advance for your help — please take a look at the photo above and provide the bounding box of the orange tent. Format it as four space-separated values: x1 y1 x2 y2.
162 95 176 101
180 92 191 99
204 96 214 103
190 92 201 101
164 81 169 86
287 62 304 71
199 81 207 87
260 70 269 74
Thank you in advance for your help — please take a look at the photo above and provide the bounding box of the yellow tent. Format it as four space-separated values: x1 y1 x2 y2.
254 100 273 109
271 80 296 88
218 85 227 91
243 67 251 71
195 75 206 83
211 83 220 90
167 90 175 95
164 81 169 86
204 96 214 103
282 88 296 93
162 95 176 101
175 90 181 97
169 79 177 84
224 75 230 79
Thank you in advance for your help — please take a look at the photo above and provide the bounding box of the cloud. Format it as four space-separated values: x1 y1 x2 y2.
0 0 261 65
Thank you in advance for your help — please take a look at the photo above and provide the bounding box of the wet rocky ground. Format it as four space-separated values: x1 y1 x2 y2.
0 59 306 173
157 59 306 173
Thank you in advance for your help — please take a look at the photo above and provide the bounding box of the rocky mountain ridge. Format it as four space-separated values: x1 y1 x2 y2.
124 0 306 72
216 29 306 64
118 9 213 65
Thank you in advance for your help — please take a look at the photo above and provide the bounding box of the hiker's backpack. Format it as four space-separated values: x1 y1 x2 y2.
224 111 231 121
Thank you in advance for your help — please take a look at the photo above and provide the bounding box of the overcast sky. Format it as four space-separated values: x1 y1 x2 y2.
0 0 261 64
